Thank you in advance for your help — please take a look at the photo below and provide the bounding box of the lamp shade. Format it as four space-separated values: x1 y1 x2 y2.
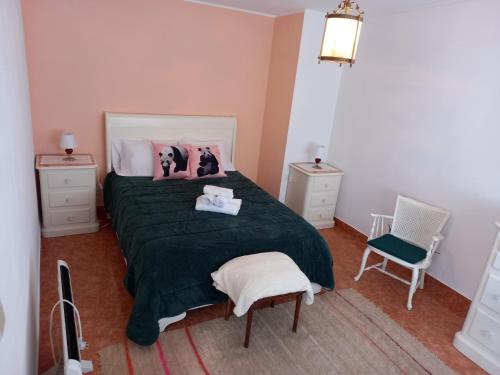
319 0 363 67
314 145 326 160
60 132 77 150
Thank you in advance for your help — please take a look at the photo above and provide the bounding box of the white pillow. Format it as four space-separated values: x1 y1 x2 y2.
181 138 236 171
112 139 177 177
211 252 314 317
111 140 123 174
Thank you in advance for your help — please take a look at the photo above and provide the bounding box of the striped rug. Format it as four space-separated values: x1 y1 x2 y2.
99 289 455 374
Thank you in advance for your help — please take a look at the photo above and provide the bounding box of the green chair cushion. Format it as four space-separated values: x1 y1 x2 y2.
367 234 427 264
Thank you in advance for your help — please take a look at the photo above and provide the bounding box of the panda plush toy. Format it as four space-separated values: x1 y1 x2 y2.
197 146 219 177
158 145 188 177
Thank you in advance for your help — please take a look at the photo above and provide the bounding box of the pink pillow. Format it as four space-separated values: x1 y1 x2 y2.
152 143 190 180
187 145 226 179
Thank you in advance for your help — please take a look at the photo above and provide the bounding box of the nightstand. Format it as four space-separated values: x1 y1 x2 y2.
36 154 99 237
285 163 344 229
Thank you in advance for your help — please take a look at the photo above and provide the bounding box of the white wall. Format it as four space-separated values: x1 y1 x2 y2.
328 0 500 298
278 9 343 201
0 0 41 374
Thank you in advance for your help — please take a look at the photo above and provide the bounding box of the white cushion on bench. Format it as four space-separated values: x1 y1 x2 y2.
211 252 314 317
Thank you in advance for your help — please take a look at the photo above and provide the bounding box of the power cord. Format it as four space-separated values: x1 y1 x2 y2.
49 299 84 366
100 221 111 229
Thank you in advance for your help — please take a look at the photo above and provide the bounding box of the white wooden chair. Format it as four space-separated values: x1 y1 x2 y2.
354 195 450 310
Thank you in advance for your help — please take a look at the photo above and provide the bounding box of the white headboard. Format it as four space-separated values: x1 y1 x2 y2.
105 112 237 173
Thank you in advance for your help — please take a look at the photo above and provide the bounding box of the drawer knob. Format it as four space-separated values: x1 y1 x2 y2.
480 329 493 340
64 178 72 184
65 197 72 203
319 214 323 218
324 184 328 188
67 215 74 222
322 199 326 203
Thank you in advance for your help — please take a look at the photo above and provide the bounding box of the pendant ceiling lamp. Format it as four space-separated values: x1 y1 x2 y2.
319 0 364 67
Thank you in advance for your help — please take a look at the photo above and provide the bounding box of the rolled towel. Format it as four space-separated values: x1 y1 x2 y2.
213 195 229 208
198 194 229 208
203 185 233 199
199 194 215 206
195 195 242 216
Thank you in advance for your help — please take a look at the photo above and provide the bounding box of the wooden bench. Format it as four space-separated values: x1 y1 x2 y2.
225 291 304 348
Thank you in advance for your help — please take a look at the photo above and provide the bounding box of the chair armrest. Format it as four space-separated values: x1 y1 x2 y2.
432 234 444 242
423 234 445 266
370 214 394 220
369 214 393 240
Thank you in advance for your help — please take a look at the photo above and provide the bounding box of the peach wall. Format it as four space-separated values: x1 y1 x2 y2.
22 0 274 181
257 13 304 197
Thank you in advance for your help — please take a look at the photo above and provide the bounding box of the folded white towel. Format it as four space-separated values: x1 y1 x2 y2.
213 195 229 208
203 185 234 199
199 194 229 208
199 194 215 206
196 195 242 216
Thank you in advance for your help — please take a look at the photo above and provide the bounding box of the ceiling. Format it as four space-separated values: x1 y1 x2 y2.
186 0 452 17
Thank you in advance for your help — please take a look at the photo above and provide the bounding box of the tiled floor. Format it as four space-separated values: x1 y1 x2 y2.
38 217 484 374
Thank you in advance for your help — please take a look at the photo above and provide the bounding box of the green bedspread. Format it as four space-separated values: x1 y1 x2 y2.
104 171 334 345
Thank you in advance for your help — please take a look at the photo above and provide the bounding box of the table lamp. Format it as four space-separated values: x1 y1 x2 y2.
60 132 77 161
313 145 325 169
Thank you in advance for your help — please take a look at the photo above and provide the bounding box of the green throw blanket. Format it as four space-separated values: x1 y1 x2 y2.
104 171 334 345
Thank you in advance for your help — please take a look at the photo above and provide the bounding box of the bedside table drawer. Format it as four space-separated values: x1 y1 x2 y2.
308 207 335 222
49 190 90 208
481 274 500 315
50 208 90 226
312 176 341 192
469 309 500 356
47 170 90 188
310 192 337 207
493 252 500 271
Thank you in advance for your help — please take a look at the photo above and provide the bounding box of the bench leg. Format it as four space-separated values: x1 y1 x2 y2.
225 298 233 320
244 307 254 348
270 300 275 308
293 293 302 332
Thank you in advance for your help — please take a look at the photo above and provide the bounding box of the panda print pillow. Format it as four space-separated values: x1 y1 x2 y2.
152 142 190 180
187 144 227 179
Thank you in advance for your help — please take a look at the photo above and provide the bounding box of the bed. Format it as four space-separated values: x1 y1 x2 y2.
103 112 334 345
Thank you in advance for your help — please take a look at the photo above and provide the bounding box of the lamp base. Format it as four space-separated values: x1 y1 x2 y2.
63 148 75 161
313 158 322 169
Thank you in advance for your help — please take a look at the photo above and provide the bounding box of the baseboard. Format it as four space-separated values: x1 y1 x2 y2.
334 217 368 241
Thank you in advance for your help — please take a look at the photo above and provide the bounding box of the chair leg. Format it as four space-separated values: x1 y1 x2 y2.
244 307 254 348
354 248 371 282
292 293 302 333
381 258 388 271
419 270 426 290
407 268 419 310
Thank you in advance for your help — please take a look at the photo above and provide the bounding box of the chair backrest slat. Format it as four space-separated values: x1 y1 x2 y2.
391 195 450 250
